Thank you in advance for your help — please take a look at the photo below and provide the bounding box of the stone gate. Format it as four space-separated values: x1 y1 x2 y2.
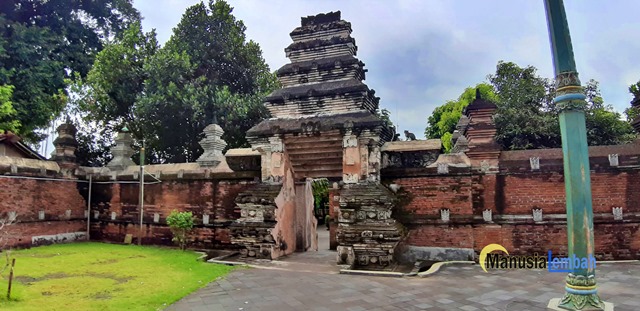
229 11 403 268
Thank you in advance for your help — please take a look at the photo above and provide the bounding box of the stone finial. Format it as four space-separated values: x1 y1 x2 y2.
483 209 492 222
437 163 449 174
7 211 17 222
532 209 543 222
51 121 78 163
196 122 228 167
107 129 136 170
608 154 619 167
612 207 623 221
440 209 450 222
530 157 540 170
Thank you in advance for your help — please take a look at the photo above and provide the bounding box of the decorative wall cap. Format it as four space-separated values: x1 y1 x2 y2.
612 207 623 221
483 209 492 222
533 209 543 222
608 154 619 167
440 209 450 222
530 157 540 170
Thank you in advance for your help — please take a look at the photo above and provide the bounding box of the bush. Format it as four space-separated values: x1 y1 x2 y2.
166 211 195 250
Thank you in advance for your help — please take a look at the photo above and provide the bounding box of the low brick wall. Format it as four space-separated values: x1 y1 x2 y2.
88 174 258 249
0 166 88 248
384 143 640 261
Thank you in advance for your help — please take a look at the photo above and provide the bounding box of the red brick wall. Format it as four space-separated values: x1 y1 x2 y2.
90 178 255 248
0 177 87 248
387 167 640 260
391 176 473 215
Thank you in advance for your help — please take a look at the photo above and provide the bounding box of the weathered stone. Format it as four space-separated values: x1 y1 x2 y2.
51 121 78 163
196 123 227 167
107 130 135 170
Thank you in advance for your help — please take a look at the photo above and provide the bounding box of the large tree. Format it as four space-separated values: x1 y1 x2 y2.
489 61 560 150
76 0 277 164
0 0 140 142
426 61 635 151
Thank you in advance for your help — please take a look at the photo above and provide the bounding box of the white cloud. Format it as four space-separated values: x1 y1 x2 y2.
134 0 640 136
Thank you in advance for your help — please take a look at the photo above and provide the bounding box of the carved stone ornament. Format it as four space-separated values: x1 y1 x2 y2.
612 207 623 221
437 163 449 174
343 173 358 184
608 154 619 167
269 136 284 153
480 160 490 172
530 157 540 170
440 209 450 222
343 135 358 148
532 209 543 222
483 209 492 222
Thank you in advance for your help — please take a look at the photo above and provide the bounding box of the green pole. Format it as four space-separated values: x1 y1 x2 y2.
543 1 604 310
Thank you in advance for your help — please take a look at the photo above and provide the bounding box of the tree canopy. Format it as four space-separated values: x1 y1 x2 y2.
73 0 277 165
0 0 140 142
425 61 636 152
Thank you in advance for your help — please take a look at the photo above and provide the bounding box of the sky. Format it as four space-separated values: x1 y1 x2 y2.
132 0 640 139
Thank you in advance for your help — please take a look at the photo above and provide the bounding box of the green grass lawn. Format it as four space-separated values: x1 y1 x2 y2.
0 242 234 311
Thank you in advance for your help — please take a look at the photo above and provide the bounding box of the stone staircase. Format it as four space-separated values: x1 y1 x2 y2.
229 183 282 259
336 183 405 269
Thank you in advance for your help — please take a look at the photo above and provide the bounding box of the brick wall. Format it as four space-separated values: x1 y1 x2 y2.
0 176 88 248
89 178 256 248
385 146 640 260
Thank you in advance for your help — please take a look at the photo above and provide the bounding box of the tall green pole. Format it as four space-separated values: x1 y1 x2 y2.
544 1 604 310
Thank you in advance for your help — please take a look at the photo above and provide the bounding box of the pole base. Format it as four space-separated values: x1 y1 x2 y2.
548 298 613 311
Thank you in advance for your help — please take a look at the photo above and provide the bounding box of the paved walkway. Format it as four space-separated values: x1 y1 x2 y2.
167 232 640 310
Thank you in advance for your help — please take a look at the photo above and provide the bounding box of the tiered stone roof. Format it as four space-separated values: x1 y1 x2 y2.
248 11 386 138
461 89 501 160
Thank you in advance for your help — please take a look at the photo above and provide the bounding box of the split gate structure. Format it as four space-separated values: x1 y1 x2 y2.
230 11 404 268
1 11 640 272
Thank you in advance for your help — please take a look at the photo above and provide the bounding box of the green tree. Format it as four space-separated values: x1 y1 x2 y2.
425 83 496 152
626 80 640 125
425 61 635 151
0 0 140 142
136 0 275 162
582 80 635 145
166 211 195 251
490 62 633 149
78 0 277 163
490 61 560 150
0 85 20 133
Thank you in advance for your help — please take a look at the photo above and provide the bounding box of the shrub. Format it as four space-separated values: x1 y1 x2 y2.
166 211 195 250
